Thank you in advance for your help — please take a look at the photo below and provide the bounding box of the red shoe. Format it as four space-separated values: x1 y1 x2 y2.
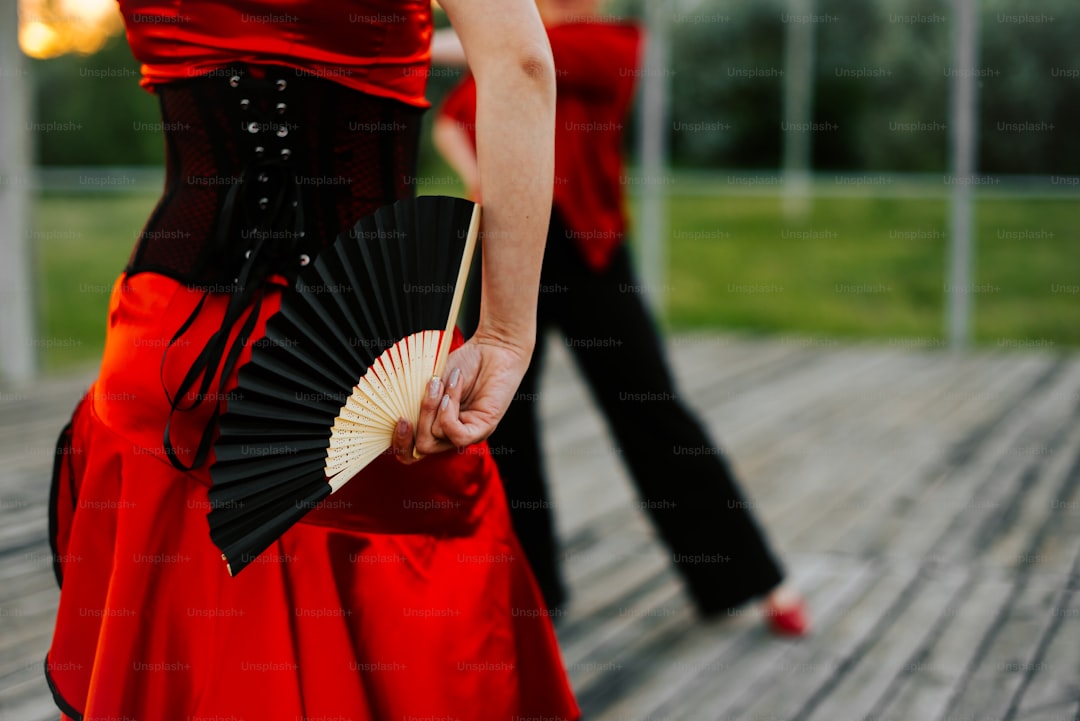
763 596 810 637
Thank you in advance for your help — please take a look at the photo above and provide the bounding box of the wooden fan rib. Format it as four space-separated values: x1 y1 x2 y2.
417 331 442 418
325 442 393 492
432 203 481 380
326 430 392 452
337 395 399 429
381 343 411 422
344 369 398 424
325 438 393 473
363 355 409 423
331 411 397 437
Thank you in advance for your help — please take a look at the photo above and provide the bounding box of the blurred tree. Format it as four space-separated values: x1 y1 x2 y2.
978 0 1079 174
812 0 949 171
30 34 162 165
615 0 1077 173
667 1 786 168
848 0 950 172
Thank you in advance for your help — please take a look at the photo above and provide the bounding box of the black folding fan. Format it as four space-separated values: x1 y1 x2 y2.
208 195 480 575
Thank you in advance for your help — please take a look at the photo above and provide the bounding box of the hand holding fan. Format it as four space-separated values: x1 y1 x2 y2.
208 195 480 575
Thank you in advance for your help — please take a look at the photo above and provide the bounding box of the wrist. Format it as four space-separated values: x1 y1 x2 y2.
470 318 536 360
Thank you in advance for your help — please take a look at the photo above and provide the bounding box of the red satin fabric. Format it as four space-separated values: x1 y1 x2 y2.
118 0 434 106
439 22 643 271
47 273 579 720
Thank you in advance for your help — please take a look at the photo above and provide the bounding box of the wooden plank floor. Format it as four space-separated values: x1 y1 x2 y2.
2 335 1079 721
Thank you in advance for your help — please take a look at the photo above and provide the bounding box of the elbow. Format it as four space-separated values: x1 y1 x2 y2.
516 44 556 93
520 50 553 82
470 39 555 109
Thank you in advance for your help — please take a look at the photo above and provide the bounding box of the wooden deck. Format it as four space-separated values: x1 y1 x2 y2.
2 334 1079 721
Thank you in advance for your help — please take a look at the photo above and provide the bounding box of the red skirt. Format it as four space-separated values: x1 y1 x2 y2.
47 273 579 721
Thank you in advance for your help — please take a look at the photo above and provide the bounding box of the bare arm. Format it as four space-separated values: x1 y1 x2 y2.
441 0 554 352
396 0 555 459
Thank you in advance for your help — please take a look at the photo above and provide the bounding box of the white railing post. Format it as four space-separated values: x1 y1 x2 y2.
0 0 37 383
946 0 979 349
781 0 816 219
638 0 671 317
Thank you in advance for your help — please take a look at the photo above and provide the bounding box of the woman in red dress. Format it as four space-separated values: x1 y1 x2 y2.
432 0 809 634
46 2 579 719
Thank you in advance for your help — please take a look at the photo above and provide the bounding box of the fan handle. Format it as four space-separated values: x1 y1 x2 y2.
432 203 482 379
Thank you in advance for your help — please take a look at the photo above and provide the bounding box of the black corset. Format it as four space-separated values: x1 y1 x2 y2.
128 64 422 293
136 66 424 471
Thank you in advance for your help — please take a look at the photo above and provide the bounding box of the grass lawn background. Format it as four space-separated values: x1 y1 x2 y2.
32 181 1080 371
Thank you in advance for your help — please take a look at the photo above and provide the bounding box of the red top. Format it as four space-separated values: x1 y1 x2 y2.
118 0 434 106
439 21 643 271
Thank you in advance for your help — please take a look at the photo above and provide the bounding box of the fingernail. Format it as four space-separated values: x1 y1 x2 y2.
396 418 408 438
448 368 461 390
428 376 441 399
440 394 450 411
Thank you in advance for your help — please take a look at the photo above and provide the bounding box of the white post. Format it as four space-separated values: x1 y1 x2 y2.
637 0 671 317
947 0 978 349
781 0 815 218
0 0 36 382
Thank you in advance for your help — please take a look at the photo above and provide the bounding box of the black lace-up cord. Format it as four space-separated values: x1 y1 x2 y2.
160 69 307 472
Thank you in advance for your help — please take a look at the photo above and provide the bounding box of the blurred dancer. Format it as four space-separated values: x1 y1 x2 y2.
431 0 809 635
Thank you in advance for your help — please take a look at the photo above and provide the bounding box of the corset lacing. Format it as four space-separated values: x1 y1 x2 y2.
161 67 315 470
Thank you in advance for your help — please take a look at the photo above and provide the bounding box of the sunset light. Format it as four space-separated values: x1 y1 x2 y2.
19 0 122 59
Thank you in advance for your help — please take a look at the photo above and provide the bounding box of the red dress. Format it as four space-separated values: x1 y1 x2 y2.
46 4 579 720
118 0 434 106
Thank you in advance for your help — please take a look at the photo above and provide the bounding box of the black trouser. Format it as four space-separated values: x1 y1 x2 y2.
462 214 785 614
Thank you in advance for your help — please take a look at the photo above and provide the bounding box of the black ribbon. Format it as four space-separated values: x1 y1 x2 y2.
159 69 307 472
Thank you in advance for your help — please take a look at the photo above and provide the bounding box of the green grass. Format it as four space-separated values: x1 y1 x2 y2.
659 194 1080 348
34 193 159 371
32 186 1080 371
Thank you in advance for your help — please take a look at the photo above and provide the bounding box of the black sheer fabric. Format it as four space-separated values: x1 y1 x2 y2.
129 65 422 288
